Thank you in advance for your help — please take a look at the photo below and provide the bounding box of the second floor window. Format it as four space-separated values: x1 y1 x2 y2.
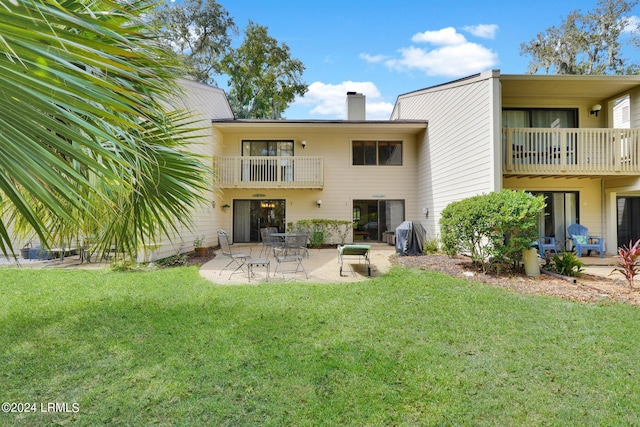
242 140 293 157
353 140 402 165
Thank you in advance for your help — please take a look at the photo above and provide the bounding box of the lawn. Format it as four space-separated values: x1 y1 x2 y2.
1 265 639 426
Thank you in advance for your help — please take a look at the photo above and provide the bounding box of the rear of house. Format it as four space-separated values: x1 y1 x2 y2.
211 118 426 244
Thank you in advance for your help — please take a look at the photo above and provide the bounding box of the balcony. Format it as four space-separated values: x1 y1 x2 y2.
214 156 323 189
503 128 640 177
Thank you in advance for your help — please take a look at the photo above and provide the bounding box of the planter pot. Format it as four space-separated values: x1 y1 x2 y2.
522 247 540 276
194 247 207 257
20 248 30 259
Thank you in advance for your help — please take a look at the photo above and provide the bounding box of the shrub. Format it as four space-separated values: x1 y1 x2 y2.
550 252 584 277
288 219 352 246
423 237 439 255
440 190 545 272
611 239 640 289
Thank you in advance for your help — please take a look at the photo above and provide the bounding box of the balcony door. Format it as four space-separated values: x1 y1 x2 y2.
233 199 286 243
241 140 294 182
503 109 578 166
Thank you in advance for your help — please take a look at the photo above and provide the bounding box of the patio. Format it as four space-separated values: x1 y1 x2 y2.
199 243 396 284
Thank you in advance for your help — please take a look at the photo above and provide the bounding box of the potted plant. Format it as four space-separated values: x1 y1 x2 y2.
193 235 207 257
20 241 32 259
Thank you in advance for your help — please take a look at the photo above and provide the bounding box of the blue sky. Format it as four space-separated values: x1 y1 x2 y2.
213 0 640 120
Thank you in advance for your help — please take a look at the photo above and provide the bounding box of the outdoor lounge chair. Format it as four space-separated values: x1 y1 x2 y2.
338 244 371 276
567 224 605 258
217 230 252 278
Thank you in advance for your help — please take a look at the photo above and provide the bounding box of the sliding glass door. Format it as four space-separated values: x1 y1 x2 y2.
353 199 404 242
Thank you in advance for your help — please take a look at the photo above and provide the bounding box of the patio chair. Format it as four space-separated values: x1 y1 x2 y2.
273 234 309 279
567 224 605 258
283 232 309 258
217 230 252 278
537 236 558 256
259 226 280 257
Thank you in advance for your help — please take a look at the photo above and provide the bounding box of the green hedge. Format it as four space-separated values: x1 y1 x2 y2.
287 219 352 246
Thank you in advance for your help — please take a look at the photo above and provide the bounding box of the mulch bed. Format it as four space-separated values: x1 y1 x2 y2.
391 254 640 306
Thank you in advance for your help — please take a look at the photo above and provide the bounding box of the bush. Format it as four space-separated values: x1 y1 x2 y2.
440 190 545 273
288 219 352 246
423 237 439 255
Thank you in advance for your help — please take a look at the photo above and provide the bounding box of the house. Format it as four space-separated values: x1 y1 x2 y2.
211 91 426 244
12 71 640 260
198 70 640 256
392 69 640 254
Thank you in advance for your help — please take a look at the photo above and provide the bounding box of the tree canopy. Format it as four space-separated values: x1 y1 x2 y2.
520 0 640 74
151 1 307 119
221 21 308 119
0 0 210 258
151 0 237 85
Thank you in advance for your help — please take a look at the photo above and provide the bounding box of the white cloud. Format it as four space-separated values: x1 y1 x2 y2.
359 53 388 63
623 16 640 33
294 81 393 120
411 27 466 45
376 26 498 77
462 24 499 39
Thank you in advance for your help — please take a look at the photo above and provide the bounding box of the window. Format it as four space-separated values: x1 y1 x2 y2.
352 140 402 165
242 140 293 157
502 108 577 128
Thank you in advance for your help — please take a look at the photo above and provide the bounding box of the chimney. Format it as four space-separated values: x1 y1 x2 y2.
346 91 366 120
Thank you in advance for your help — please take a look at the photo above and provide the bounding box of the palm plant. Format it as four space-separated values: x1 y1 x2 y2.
0 0 210 258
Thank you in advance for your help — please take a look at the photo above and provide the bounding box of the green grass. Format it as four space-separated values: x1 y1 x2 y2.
1 266 640 426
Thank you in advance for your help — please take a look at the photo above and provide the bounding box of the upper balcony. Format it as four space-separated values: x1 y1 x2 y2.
503 128 640 177
214 156 323 189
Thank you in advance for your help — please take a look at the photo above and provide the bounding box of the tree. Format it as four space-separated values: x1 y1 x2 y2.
151 0 237 85
520 0 640 74
0 0 210 258
221 21 308 119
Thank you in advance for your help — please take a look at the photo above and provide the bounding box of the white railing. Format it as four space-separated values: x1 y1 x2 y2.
214 156 324 188
503 128 640 175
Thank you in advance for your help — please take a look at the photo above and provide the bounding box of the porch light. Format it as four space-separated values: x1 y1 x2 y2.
590 104 602 116
316 199 322 208
301 140 307 149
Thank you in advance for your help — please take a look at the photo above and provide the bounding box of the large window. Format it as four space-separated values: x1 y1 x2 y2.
353 140 402 165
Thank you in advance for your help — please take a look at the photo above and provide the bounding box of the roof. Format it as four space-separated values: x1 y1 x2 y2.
499 73 640 100
211 119 428 135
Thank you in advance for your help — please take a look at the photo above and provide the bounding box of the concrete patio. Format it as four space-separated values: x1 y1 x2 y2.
199 243 396 284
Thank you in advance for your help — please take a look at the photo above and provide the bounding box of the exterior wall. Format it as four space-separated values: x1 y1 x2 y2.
146 80 233 260
391 70 501 238
504 176 604 245
215 126 422 243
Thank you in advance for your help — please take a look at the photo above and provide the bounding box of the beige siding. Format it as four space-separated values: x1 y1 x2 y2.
504 176 604 240
151 81 234 259
393 71 500 238
216 127 421 243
